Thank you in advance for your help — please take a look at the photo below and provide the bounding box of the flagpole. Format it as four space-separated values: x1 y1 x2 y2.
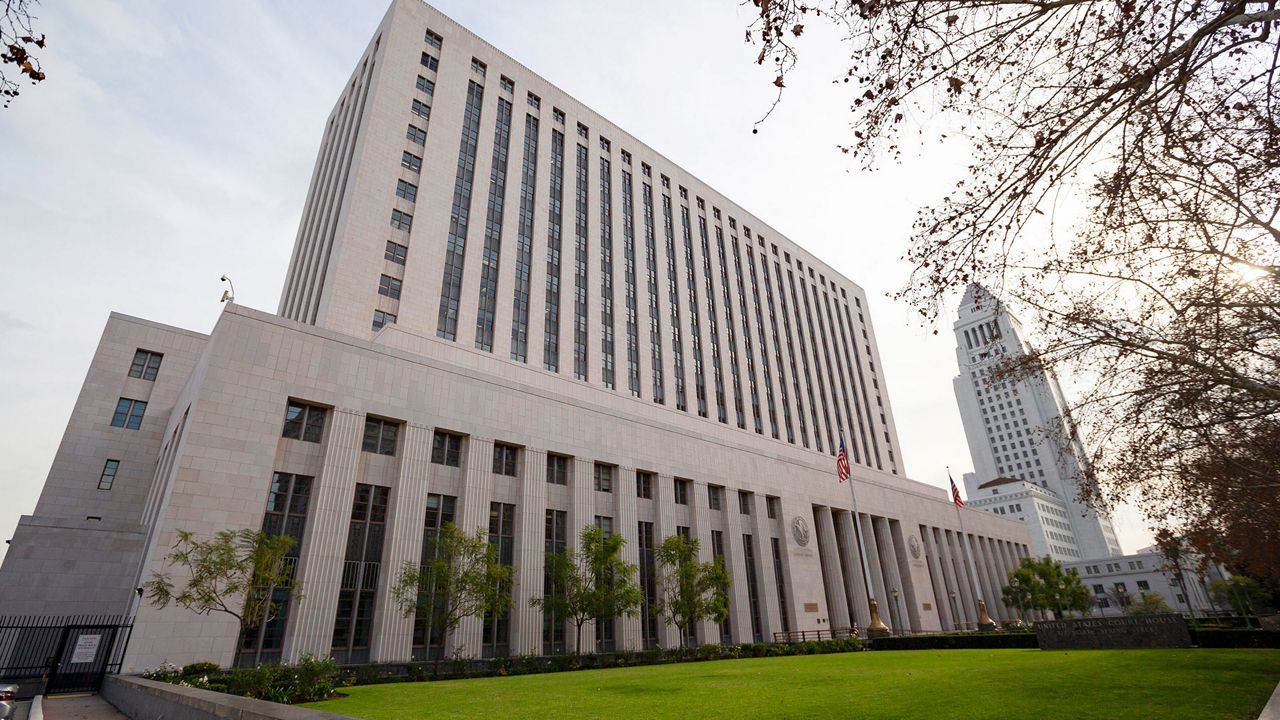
841 436 890 637
950 467 996 631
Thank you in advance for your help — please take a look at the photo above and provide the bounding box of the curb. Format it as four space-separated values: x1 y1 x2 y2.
1261 678 1280 720
29 696 43 720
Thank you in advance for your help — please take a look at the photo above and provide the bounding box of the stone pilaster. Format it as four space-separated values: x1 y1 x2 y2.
512 448 548 655
812 506 849 631
616 467 641 650
452 436 494 658
370 422 432 662
834 510 870 628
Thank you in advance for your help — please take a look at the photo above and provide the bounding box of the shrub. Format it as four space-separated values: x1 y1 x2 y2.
180 661 221 677
1191 629 1280 648
868 632 1038 651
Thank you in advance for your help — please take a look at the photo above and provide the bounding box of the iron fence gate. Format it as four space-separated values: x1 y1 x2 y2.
0 615 132 697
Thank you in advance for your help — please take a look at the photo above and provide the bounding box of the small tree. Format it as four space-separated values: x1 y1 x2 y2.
1001 556 1090 620
391 522 513 659
654 534 730 647
1209 576 1269 617
1126 592 1174 616
144 528 301 649
530 525 642 655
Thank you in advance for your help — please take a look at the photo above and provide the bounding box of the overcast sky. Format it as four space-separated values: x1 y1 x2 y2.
0 0 1153 562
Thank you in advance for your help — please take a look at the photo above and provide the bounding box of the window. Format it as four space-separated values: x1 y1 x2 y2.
391 209 413 231
416 75 435 95
708 485 723 511
361 417 398 456
553 107 565 124
410 99 431 121
595 515 614 536
620 149 631 165
766 496 780 520
385 241 409 265
676 525 691 540
396 179 418 203
471 57 486 75
98 459 119 490
430 431 463 466
401 151 422 173
424 29 443 48
636 471 653 499
642 162 651 177
421 52 439 71
128 349 163 380
528 92 540 109
576 122 588 139
492 443 518 476
110 398 146 429
499 75 514 93
599 137 611 152
282 401 326 442
674 478 690 505
546 454 569 485
372 310 396 331
406 124 427 145
594 463 614 493
739 491 753 515
378 274 402 300
1137 580 1150 592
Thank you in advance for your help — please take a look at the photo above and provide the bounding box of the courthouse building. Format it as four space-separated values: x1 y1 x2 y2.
0 0 1030 669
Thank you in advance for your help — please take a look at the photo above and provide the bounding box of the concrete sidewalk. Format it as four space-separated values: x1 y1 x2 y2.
39 695 126 720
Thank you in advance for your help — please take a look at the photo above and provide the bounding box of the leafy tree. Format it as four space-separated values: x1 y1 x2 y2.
1209 576 1270 616
530 525 642 655
654 534 731 646
746 1 1280 585
391 522 514 659
1127 592 1174 616
1001 556 1090 620
2 0 47 107
144 529 301 637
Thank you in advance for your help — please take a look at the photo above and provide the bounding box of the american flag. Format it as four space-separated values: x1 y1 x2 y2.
949 472 965 508
836 436 850 483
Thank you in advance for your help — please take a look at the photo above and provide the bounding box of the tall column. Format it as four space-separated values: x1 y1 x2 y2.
945 529 975 627
616 467 641 650
453 436 494 658
858 514 890 619
568 457 595 651
751 495 781 640
834 510 870 628
284 408 363 661
692 481 722 644
969 532 999 620
512 448 548 655
370 423 432 662
920 526 952 630
653 474 680 648
872 517 906 632
813 506 850 631
888 520 922 631
723 491 754 642
979 537 1007 619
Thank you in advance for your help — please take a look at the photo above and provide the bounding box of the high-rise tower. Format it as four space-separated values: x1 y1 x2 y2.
952 285 1122 560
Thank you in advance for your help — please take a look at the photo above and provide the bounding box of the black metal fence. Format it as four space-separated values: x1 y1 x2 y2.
0 614 133 698
771 626 858 643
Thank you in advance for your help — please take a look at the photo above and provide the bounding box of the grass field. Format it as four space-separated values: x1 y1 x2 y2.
305 648 1280 719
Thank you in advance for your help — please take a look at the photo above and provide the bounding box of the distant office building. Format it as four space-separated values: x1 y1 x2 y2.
0 0 1031 669
952 285 1121 561
1066 546 1230 618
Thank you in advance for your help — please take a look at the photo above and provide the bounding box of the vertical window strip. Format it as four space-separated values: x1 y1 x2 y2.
543 130 565 371
642 183 665 404
828 290 871 465
437 80 485 341
474 97 514 352
573 144 590 380
698 216 728 424
784 266 824 453
621 171 641 397
715 225 748 430
730 236 764 434
682 206 709 417
841 302 884 469
663 195 688 411
772 259 808 446
599 156 616 389
747 245 778 438
795 272 836 454
758 248 793 442
818 286 863 464
511 114 539 362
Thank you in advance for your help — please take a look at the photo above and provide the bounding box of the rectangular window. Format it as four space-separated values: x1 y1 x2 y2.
576 122 589 139
708 485 723 511
401 151 422 173
553 108 565 125
396 179 418 202
739 491 753 515
528 92 540 109
483 501 516 657
98 459 119 490
499 75 514 93
331 483 389 664
1137 580 1150 592
411 99 431 121
378 274 402 300
361 417 399 456
424 30 442 48
766 496 780 520
471 58 487 75
240 472 313 663
676 525 691 540
674 478 690 505
430 431 463 467
421 52 439 71
372 310 396 331
594 463 614 493
110 398 146 429
636 471 654 499
546 454 569 485
492 443 518 476
770 537 791 633
595 515 613 536
406 124 427 146
128 349 163 380
436 80 485 341
282 401 326 442
390 209 413 231
543 508 569 653
416 75 435 95
742 534 764 642
385 241 409 265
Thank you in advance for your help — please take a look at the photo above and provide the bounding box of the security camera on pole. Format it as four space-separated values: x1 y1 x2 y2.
949 467 996 631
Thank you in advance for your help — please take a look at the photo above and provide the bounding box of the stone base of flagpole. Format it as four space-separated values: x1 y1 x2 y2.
866 598 892 637
976 600 997 632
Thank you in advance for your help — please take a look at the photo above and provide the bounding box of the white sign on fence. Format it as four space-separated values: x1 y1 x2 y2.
69 634 102 664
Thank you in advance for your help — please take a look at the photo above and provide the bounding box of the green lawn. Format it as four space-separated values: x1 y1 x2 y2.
305 649 1280 720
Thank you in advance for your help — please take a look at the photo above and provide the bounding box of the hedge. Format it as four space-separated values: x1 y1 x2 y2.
1189 629 1280 648
867 632 1038 651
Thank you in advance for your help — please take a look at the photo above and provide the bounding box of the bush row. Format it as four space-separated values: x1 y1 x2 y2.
141 656 338 703
867 632 1039 651
1190 629 1280 648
